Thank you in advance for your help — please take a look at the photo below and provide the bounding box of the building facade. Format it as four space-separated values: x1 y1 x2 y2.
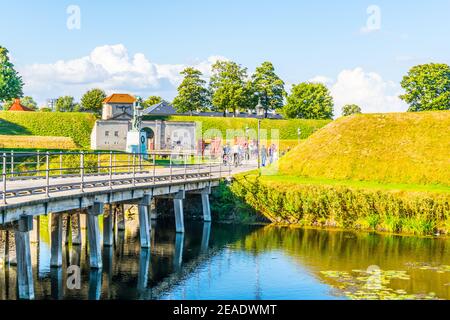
91 94 197 152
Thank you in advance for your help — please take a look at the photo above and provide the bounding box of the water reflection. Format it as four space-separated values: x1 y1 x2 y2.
1 216 450 300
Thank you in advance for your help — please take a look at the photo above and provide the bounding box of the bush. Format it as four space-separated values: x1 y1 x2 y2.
229 176 450 236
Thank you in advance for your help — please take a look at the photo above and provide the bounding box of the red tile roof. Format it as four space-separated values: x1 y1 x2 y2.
8 99 33 111
103 94 136 104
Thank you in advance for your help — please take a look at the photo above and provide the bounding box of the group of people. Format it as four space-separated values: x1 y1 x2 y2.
260 143 279 167
221 141 279 167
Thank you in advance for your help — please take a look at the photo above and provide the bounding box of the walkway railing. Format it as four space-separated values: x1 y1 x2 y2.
1 150 235 204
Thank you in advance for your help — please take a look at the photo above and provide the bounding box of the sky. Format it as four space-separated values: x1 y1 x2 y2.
1 0 449 115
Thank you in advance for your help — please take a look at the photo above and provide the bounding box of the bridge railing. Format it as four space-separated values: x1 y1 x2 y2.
1 150 239 204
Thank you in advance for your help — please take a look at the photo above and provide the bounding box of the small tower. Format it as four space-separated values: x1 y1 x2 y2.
256 98 264 117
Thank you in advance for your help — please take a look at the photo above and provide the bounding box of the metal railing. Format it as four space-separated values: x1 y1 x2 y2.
0 150 242 204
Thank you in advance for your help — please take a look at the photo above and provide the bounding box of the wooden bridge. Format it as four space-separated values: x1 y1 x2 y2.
0 150 255 299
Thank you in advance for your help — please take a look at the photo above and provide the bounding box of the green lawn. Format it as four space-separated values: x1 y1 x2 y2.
257 174 450 194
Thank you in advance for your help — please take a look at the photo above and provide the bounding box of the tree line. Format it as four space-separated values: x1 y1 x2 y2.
1 45 449 119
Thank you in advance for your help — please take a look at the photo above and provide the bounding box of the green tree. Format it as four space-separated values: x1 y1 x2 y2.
55 96 76 112
251 61 286 118
20 96 37 110
2 96 37 110
142 95 162 108
173 67 210 114
0 46 24 102
400 63 450 112
342 104 362 116
81 88 106 114
209 60 250 117
283 82 334 119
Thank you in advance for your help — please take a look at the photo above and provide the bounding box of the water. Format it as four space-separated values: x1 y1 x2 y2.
1 216 450 300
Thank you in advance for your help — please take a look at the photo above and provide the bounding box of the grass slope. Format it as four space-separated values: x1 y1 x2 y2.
0 135 77 150
0 111 97 148
279 111 450 186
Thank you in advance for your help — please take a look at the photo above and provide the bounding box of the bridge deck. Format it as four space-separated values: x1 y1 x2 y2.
0 163 255 218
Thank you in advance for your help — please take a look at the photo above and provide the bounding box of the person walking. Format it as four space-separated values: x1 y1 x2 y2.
261 146 267 167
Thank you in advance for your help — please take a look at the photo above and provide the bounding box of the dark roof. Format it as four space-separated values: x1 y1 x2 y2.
143 101 283 119
143 100 177 116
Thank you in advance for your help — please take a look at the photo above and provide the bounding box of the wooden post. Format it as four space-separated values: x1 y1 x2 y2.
149 198 158 220
87 201 103 269
117 204 125 231
70 242 81 267
102 245 113 299
4 230 9 265
50 267 63 300
50 213 63 268
63 214 71 246
71 211 82 245
103 205 114 247
14 215 34 300
138 194 151 248
173 191 185 233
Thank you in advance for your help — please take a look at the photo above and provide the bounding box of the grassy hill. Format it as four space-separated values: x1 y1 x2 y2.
0 112 97 148
278 111 450 186
0 135 77 149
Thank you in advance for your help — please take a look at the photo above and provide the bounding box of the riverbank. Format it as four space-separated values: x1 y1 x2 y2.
226 173 450 236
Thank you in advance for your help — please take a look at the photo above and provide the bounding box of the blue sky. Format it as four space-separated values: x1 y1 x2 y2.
1 0 449 113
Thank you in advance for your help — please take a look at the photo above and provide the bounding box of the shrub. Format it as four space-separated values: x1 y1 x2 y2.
229 176 450 236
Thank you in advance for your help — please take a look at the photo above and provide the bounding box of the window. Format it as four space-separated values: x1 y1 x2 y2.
105 131 109 136
114 131 119 137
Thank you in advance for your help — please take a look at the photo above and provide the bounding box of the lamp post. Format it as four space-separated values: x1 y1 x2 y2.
133 96 143 161
256 98 263 170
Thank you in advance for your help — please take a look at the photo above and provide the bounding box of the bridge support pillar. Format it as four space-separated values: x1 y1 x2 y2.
173 191 185 233
103 205 114 247
87 202 103 269
201 188 212 222
138 194 152 248
50 213 63 268
117 204 126 231
14 215 34 300
71 211 82 245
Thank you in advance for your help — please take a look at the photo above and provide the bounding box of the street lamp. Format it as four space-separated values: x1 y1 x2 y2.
256 98 263 170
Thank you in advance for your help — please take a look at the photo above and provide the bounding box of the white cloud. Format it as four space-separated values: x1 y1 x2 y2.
308 75 334 85
19 44 227 105
308 68 408 117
